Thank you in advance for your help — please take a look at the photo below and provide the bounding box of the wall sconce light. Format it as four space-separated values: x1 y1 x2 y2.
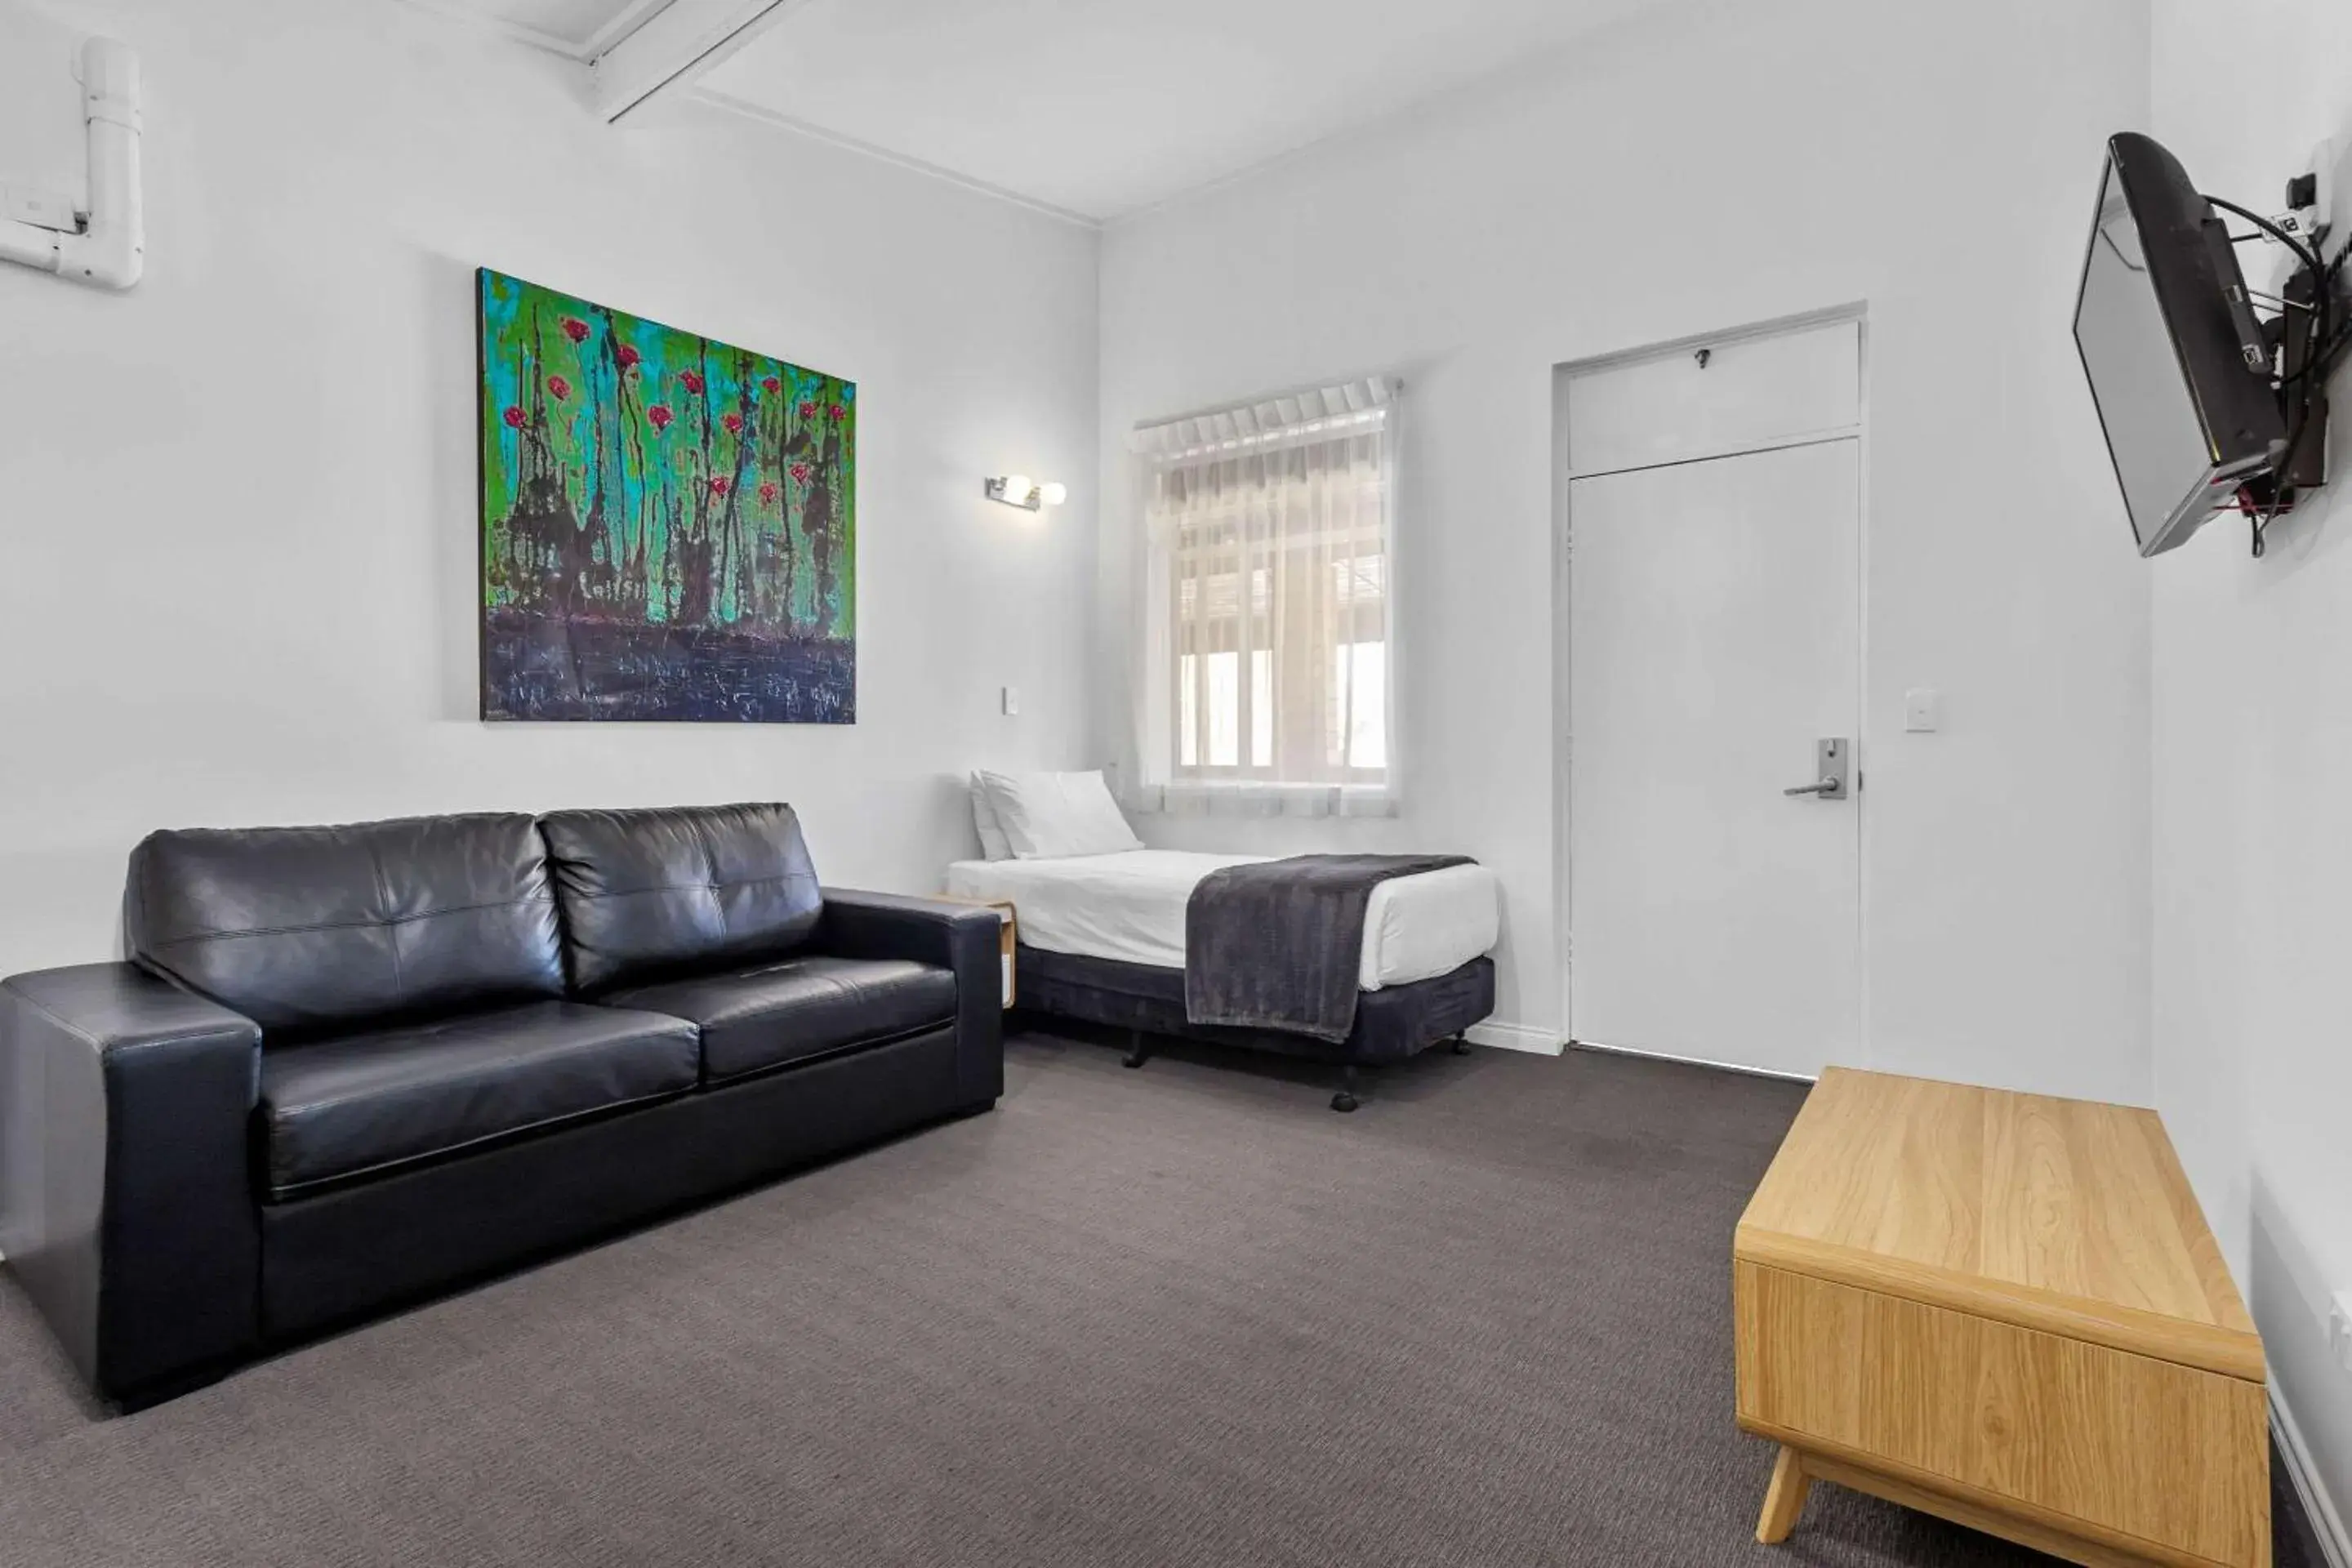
986 474 1067 511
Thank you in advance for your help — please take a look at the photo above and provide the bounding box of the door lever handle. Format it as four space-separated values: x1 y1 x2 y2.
1784 738 1851 800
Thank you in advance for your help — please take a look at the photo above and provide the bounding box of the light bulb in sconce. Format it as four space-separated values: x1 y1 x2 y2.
985 473 1061 510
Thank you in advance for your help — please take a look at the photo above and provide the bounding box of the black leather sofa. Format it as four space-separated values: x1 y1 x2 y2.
0 803 1001 1411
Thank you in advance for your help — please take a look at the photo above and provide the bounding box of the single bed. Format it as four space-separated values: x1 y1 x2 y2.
948 849 1501 1109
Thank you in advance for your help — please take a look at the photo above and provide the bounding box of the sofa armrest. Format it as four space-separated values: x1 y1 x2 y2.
0 963 263 1405
815 889 1002 1110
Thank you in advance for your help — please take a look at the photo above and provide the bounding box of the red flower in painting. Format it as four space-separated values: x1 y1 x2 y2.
789 461 810 483
796 400 815 420
679 370 706 394
547 375 571 402
646 404 674 432
501 405 526 430
758 481 779 506
827 402 847 421
617 345 641 370
559 316 590 345
761 376 781 395
709 476 732 497
722 412 744 435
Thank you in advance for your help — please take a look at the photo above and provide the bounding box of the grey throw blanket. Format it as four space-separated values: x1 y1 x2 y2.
1185 853 1474 1042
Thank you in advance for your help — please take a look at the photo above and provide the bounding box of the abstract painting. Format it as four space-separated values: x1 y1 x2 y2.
478 268 855 722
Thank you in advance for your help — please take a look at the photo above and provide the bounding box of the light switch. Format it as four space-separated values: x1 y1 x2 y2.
1904 687 1941 733
1001 685 1019 716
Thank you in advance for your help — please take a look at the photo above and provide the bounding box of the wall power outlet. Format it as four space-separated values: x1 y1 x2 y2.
2311 137 2343 248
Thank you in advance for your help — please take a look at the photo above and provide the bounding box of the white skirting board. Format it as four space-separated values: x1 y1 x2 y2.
1463 1021 1561 1055
2274 1380 2352 1568
1566 1036 1819 1085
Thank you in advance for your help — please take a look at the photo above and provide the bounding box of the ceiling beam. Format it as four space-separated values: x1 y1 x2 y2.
592 0 808 127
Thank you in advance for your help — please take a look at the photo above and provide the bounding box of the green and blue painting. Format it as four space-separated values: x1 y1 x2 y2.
478 268 855 723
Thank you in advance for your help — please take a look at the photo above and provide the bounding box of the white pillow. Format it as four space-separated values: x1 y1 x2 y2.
977 770 1143 859
969 773 1013 861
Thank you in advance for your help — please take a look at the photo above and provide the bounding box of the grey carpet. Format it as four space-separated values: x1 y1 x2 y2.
0 1033 2321 1567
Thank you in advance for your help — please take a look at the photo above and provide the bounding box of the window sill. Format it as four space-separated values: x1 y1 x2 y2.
1129 779 1397 820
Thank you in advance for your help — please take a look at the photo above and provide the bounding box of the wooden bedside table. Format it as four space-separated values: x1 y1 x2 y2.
1734 1067 2268 1568
937 897 1015 1008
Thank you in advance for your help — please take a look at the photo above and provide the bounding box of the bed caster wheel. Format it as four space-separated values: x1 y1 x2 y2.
1330 1090 1359 1113
1450 1035 1472 1055
1121 1031 1151 1069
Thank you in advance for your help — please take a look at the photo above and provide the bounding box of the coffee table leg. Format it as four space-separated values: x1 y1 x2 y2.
1756 1446 1812 1544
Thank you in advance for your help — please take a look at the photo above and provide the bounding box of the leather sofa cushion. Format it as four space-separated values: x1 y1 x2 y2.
127 814 564 1039
257 1000 697 1200
607 955 956 1083
538 804 823 993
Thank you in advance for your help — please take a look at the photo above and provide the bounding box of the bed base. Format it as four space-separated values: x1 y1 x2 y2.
1017 946 1495 1111
1120 1027 1464 1111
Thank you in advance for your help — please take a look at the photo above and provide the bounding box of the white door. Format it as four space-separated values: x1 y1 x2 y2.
1565 330 1861 1080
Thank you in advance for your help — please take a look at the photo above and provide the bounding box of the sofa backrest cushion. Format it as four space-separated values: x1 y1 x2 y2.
537 803 822 993
126 813 565 1038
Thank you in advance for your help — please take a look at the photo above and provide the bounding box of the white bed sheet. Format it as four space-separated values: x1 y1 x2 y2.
945 850 1499 991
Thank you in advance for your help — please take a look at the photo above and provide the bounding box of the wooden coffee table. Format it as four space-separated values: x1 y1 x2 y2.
1733 1067 2269 1568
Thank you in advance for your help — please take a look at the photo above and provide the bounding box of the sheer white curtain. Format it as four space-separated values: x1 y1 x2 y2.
1128 377 1399 818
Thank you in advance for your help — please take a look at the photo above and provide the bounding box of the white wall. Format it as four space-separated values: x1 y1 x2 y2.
2149 0 2352 1539
0 0 1098 982
1098 0 2155 1100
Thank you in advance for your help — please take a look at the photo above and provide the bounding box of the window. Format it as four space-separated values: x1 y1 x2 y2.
1132 378 1397 817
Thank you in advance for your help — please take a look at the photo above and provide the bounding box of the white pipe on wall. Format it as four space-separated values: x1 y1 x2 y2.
0 218 58 274
0 37 144 290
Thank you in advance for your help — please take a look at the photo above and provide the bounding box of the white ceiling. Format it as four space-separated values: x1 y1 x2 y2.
442 0 663 58
455 0 1657 221
702 0 1656 220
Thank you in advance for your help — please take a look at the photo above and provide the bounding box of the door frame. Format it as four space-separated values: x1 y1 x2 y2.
1550 301 1871 1075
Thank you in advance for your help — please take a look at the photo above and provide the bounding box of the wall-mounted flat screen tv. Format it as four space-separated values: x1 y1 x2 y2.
2073 132 2285 556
